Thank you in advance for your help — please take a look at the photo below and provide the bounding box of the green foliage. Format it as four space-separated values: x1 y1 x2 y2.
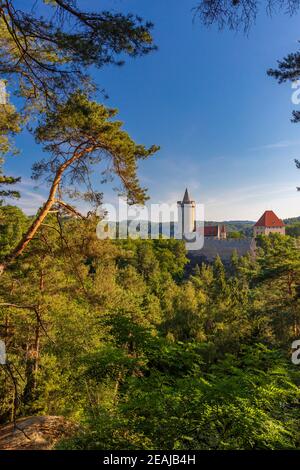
0 1 156 110
64 342 300 450
0 0 157 212
33 92 159 205
227 230 245 239
0 205 28 257
1 215 300 450
0 93 22 200
286 223 300 238
1 2 299 450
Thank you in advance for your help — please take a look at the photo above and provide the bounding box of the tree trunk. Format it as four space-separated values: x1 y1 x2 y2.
0 145 94 275
23 321 40 405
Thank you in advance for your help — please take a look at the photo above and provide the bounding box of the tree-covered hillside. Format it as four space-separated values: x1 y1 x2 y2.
0 205 300 450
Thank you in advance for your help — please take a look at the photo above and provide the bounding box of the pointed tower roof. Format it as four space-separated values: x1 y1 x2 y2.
254 210 285 227
182 188 192 204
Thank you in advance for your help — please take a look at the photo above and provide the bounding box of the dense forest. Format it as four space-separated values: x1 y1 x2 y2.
0 205 300 449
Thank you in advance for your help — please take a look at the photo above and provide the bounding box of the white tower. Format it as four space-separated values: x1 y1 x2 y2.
177 188 196 237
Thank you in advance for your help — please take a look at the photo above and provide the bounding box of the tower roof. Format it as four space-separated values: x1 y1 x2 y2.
254 210 285 227
182 188 192 204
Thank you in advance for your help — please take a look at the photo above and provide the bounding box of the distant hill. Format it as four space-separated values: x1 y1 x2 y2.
208 217 300 236
284 216 300 225
205 220 255 237
284 216 300 237
109 220 256 238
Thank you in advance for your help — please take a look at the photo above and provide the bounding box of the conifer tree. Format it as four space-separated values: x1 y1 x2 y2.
0 81 21 200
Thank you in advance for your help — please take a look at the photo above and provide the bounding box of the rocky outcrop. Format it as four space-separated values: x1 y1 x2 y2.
0 416 77 450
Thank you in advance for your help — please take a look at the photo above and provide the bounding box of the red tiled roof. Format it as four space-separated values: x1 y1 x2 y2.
204 226 219 237
254 210 285 228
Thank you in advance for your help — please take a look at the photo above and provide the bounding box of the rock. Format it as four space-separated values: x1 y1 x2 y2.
0 416 77 450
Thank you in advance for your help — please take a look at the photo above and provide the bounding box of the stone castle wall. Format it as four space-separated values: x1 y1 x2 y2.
187 237 256 264
253 226 285 237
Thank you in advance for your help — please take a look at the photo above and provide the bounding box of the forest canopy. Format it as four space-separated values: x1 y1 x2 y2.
0 207 300 449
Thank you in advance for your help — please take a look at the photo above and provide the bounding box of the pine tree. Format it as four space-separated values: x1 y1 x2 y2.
0 82 21 201
0 1 156 111
0 92 159 273
296 159 300 191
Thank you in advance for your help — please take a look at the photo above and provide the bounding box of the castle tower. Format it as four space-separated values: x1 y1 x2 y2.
253 210 285 237
220 224 227 239
177 188 196 236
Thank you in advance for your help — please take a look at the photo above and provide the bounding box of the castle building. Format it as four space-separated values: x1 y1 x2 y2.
177 190 286 266
177 188 255 265
177 188 196 235
177 188 227 239
253 210 285 237
204 224 227 239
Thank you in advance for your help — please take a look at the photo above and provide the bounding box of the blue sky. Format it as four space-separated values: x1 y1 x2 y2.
5 0 300 220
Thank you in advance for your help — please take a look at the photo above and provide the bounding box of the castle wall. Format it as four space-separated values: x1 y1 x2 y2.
253 226 285 237
187 238 256 264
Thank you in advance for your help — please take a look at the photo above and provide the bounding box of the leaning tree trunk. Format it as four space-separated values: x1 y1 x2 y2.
0 145 94 276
